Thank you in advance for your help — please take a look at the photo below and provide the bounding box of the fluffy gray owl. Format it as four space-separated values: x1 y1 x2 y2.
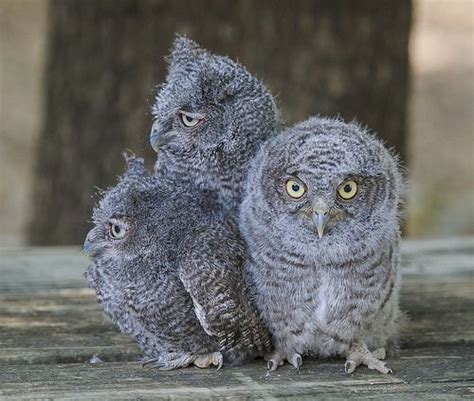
240 117 405 374
84 156 272 370
150 37 279 213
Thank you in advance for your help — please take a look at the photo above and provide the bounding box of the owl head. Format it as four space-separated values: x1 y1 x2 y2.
150 37 279 209
240 117 404 264
84 154 217 266
83 155 163 263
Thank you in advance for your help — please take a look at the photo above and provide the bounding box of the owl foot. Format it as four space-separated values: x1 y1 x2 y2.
265 351 302 371
142 351 223 370
193 352 224 370
142 352 196 370
344 342 392 374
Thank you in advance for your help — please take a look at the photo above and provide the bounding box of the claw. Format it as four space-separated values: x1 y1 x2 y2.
142 357 161 368
142 352 195 370
345 360 357 374
193 352 224 370
214 352 224 370
345 342 392 374
266 351 301 371
267 359 278 371
289 353 303 370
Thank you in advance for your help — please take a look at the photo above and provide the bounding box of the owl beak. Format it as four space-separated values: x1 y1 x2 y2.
83 229 99 257
312 199 331 239
149 120 161 153
313 212 330 239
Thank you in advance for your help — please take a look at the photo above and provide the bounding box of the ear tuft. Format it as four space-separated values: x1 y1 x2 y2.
169 35 205 66
121 151 149 181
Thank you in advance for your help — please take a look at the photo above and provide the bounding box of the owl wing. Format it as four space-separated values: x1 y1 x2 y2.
178 219 272 365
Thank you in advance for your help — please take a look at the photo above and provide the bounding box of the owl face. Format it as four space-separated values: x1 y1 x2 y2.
150 37 277 191
241 118 402 262
83 157 161 264
84 155 217 267
84 181 154 264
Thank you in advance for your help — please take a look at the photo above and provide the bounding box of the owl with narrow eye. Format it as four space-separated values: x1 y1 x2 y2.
240 117 405 374
84 156 272 370
150 36 279 213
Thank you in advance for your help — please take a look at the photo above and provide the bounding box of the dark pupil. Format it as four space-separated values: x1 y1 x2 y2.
113 225 121 235
344 184 352 193
292 183 300 192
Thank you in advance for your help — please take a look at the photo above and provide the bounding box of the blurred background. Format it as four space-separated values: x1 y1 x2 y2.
0 0 472 246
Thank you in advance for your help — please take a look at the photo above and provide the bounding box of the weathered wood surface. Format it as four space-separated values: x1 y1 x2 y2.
0 238 473 400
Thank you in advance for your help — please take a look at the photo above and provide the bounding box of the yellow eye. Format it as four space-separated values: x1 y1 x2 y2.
337 180 358 200
286 179 306 199
178 112 202 128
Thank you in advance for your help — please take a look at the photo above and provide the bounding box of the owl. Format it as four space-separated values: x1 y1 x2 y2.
150 36 279 213
84 155 272 370
239 117 405 374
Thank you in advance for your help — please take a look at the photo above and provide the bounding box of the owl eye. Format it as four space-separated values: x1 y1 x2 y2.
285 178 306 199
178 112 202 128
337 179 359 200
108 220 127 240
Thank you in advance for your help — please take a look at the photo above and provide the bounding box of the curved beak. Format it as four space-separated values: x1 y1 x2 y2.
312 199 331 239
149 120 161 153
83 229 99 257
313 213 330 239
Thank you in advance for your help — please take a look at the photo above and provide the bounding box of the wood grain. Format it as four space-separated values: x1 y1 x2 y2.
0 238 473 399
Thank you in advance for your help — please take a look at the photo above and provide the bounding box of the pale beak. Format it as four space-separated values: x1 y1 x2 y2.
312 199 331 239
149 120 161 153
83 229 100 257
313 212 330 239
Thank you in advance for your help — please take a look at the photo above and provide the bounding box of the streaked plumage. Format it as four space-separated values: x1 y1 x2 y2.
85 156 272 369
85 38 280 369
240 117 405 373
150 36 280 213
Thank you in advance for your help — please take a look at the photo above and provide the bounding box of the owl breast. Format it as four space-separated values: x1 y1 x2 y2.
249 241 398 358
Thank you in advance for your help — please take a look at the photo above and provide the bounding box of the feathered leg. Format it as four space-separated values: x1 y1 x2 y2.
344 340 392 374
265 351 303 371
143 351 223 370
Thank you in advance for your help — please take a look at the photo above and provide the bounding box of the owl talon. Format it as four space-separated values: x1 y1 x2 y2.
345 342 392 374
289 353 303 370
267 359 279 371
142 352 195 370
194 352 224 370
266 351 301 371
345 360 357 374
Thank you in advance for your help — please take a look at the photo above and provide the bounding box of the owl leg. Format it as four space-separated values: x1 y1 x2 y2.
265 351 303 371
193 352 224 370
143 351 224 370
142 352 196 370
344 341 392 374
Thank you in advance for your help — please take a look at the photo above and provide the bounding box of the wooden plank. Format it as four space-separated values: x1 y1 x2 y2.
0 240 473 399
0 278 472 366
401 236 474 277
1 242 473 365
401 279 474 347
0 347 472 400
0 289 140 365
0 247 85 293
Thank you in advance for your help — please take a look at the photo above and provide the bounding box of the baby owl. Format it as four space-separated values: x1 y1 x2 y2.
150 36 279 213
240 117 405 374
84 156 272 369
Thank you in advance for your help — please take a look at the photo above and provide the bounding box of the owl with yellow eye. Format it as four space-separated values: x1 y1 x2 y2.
240 116 405 374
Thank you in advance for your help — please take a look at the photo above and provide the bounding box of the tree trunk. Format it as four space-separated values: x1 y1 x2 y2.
29 0 411 245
